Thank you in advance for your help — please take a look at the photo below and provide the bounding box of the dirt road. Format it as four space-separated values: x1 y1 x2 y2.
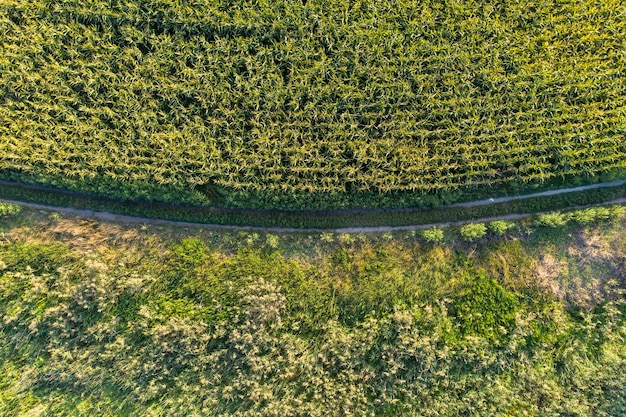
1 178 624 233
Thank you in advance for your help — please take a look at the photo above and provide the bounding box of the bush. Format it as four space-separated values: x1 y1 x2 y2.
609 205 626 219
265 234 280 249
454 272 520 341
460 223 487 242
488 220 516 235
594 207 612 220
535 212 569 228
0 202 21 217
320 233 335 243
571 208 598 225
569 205 625 225
421 227 445 243
338 234 356 245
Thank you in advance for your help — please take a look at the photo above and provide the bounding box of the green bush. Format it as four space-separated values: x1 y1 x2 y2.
571 208 599 225
535 212 569 228
421 227 445 243
488 220 516 235
552 205 624 226
265 234 280 249
609 205 626 219
0 202 21 217
594 206 612 220
454 272 521 341
460 223 487 242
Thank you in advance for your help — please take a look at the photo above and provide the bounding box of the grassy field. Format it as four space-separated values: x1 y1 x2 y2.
1 204 626 415
1 0 626 210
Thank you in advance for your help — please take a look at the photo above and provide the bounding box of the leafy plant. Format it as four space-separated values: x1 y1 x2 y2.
422 227 445 243
571 208 600 225
488 220 516 235
0 202 20 217
535 212 570 228
454 272 521 341
461 223 487 241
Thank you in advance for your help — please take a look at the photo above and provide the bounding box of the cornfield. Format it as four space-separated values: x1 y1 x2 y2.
1 0 625 209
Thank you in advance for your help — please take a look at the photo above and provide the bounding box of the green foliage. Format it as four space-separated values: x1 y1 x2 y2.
535 212 570 227
453 272 520 341
1 242 73 274
0 202 20 217
0 180 624 229
594 206 613 221
571 208 601 225
2 220 626 416
568 206 620 225
265 234 280 249
0 0 625 210
488 220 516 235
320 233 335 243
610 205 626 219
421 227 445 243
460 223 487 241
338 233 356 245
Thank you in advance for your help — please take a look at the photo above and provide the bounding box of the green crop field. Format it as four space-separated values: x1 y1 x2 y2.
1 0 625 210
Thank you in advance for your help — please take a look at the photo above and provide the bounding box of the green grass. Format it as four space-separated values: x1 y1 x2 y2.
1 0 625 210
1 207 626 415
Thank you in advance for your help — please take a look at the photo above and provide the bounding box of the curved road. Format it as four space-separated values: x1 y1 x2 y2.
0 180 624 233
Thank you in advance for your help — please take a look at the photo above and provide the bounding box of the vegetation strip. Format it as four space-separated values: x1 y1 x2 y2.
0 180 624 231
2 205 626 415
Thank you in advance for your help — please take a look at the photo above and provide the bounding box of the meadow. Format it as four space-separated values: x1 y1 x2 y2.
1 0 625 209
1 205 626 415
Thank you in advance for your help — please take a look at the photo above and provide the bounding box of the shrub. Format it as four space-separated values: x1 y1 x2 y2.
535 212 569 227
245 232 260 246
609 205 626 219
460 223 487 242
320 233 335 243
454 272 521 341
338 234 356 245
0 202 21 217
265 234 280 249
569 206 624 225
488 220 516 235
571 208 598 225
594 207 612 220
421 227 445 243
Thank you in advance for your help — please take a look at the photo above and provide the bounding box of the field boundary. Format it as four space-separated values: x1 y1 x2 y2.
0 179 625 231
2 195 625 234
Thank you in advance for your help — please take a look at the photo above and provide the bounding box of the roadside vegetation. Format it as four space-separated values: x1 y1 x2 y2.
1 205 626 416
0 180 624 229
1 0 625 209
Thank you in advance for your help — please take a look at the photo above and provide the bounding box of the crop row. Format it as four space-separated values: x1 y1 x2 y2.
0 0 625 209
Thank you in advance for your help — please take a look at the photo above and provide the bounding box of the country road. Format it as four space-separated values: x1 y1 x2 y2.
1 179 624 233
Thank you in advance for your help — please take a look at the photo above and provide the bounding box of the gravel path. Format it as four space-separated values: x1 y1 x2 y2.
1 179 624 233
446 180 626 208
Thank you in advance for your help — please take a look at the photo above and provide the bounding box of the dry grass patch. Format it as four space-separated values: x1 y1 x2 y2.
572 229 615 264
533 253 568 302
3 212 169 268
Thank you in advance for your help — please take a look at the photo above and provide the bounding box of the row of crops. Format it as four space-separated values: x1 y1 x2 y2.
1 0 625 209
